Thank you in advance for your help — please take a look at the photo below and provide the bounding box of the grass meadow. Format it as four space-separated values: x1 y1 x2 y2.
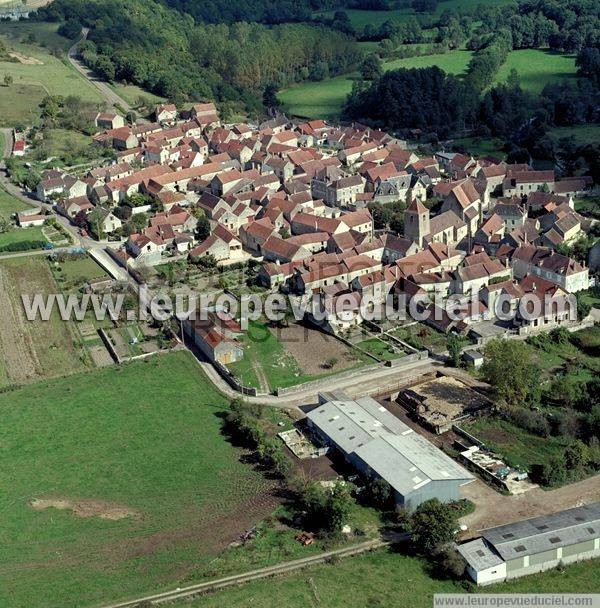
463 417 571 471
0 350 279 608
176 546 600 608
278 50 473 119
278 48 577 119
315 0 517 29
0 23 104 126
0 184 35 222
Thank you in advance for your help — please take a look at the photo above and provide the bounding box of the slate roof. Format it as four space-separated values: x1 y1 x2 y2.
482 503 600 561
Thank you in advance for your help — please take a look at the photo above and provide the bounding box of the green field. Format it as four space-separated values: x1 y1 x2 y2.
278 50 473 119
463 417 570 471
177 546 600 608
0 20 71 53
0 23 104 126
575 196 600 219
390 323 472 354
110 82 166 108
496 49 577 94
0 185 35 221
0 225 45 249
316 0 516 29
0 256 89 388
279 48 576 119
227 320 369 392
356 337 404 361
0 351 281 608
548 124 600 146
51 254 109 287
227 320 324 392
451 136 506 159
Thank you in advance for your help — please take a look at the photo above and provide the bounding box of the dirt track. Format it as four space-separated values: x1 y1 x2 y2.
460 474 600 532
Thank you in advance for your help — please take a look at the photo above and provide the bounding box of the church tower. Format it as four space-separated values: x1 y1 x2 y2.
404 198 430 248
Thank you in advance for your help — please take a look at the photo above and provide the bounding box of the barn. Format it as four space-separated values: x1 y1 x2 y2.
457 502 600 585
306 392 474 511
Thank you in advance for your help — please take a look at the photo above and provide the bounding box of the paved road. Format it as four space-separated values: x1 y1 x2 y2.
68 29 132 112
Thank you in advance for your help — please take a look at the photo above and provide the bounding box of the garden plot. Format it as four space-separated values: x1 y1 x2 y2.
227 320 368 392
0 256 88 387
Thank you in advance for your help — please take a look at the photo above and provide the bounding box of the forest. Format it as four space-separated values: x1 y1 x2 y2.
37 0 361 111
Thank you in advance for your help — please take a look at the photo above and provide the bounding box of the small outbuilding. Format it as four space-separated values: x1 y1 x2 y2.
462 349 484 368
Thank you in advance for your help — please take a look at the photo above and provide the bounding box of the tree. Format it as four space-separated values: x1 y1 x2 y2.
481 339 541 409
436 546 466 579
389 212 404 234
565 440 590 471
3 74 13 87
195 216 211 241
122 193 149 208
409 499 458 555
576 47 600 87
324 482 353 535
531 457 567 487
58 18 82 40
366 477 393 509
262 84 279 109
446 334 462 367
360 54 382 81
412 0 437 13
127 212 149 234
367 202 392 230
575 292 591 321
295 480 353 536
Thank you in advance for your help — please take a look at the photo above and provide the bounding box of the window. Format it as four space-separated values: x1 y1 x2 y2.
502 533 515 539
549 537 561 544
514 545 527 553
536 525 549 531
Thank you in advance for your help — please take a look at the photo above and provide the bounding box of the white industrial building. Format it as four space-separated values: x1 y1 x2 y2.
457 502 600 585
306 392 474 511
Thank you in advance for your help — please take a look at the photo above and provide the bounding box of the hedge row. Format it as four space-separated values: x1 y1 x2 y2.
0 240 48 253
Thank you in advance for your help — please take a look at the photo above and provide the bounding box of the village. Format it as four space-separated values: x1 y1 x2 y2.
4 101 600 598
11 102 593 374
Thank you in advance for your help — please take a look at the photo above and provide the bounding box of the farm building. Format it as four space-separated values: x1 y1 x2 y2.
457 502 600 585
182 310 244 365
306 392 473 511
396 374 492 434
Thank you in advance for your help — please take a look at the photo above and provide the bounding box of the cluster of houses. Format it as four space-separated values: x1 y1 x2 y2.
34 105 595 348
